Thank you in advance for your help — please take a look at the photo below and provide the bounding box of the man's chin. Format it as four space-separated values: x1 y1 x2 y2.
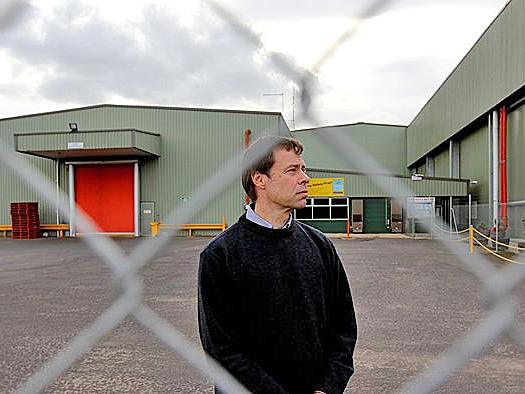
295 201 307 209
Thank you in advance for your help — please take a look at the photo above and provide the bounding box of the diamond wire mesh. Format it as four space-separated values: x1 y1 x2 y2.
1 1 525 393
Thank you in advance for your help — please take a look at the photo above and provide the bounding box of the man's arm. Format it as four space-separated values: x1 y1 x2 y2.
315 241 358 394
198 248 288 394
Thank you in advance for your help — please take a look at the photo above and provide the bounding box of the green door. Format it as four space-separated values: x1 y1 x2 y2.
364 198 390 233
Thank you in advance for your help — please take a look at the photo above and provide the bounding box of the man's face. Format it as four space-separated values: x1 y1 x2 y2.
257 147 310 210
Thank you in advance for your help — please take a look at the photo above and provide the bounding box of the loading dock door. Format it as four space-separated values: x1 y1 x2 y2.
75 164 135 233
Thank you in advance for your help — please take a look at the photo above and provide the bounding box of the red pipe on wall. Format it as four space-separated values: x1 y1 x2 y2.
499 106 508 229
244 129 251 206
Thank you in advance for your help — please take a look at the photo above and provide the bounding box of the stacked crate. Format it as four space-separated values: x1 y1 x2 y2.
10 202 41 239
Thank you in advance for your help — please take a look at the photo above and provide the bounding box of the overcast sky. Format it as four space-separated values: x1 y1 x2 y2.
0 0 509 129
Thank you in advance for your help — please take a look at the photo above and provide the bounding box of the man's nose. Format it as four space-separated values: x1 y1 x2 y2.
300 170 310 184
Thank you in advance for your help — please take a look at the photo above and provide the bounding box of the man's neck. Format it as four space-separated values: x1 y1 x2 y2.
253 202 291 229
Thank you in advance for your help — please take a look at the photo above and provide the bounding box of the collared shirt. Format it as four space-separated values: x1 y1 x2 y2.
245 203 293 229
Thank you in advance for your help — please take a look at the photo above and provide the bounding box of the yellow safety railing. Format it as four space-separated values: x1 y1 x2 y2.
471 226 525 251
432 224 470 242
150 215 227 237
436 224 525 265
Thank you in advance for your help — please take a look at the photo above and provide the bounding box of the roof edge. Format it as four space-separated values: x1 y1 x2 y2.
294 121 407 133
0 103 283 122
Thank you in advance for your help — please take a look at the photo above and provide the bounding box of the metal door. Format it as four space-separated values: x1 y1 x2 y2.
140 202 155 236
364 198 390 233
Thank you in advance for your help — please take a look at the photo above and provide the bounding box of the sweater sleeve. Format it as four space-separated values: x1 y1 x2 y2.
315 241 358 394
198 247 288 394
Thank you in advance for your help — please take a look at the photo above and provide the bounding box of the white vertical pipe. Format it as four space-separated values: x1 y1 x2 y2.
468 193 472 227
134 161 140 237
492 109 499 225
492 109 499 251
449 196 453 235
68 164 75 236
488 113 493 226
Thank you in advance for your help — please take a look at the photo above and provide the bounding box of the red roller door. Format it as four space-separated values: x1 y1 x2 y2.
75 164 134 233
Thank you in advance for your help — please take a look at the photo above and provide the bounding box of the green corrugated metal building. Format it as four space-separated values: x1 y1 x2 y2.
407 0 525 238
0 104 289 236
0 104 467 236
291 124 468 233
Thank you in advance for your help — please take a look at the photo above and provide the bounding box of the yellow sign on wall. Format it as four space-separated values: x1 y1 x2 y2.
306 178 345 197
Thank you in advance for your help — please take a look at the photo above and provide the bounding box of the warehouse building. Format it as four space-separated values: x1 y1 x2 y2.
0 0 523 237
292 123 467 233
0 105 289 236
406 0 525 239
0 105 467 236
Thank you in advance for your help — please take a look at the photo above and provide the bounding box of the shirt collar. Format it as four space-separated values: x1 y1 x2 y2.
246 203 293 229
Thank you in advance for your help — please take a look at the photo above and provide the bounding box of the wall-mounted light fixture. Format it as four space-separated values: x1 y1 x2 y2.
68 122 78 132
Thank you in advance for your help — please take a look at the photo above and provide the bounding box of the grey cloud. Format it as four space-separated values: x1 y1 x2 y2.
1 2 289 108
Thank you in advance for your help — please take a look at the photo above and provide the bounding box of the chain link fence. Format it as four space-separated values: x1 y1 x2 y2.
1 0 525 393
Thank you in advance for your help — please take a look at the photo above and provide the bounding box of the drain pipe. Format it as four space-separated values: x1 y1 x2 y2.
499 106 508 230
488 112 493 225
491 109 499 249
492 109 499 232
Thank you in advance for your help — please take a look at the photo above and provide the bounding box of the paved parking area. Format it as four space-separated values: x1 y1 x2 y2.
1 236 524 393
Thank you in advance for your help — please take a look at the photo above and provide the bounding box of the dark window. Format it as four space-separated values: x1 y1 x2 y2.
313 206 330 218
331 198 348 205
295 207 312 219
313 198 330 205
331 206 348 219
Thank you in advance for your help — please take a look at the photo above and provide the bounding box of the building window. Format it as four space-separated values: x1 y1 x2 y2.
295 197 349 220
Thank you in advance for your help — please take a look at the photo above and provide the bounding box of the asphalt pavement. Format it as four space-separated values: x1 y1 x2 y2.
1 236 524 393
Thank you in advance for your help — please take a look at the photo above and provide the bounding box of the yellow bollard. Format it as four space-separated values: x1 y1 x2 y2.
469 225 474 254
150 221 160 237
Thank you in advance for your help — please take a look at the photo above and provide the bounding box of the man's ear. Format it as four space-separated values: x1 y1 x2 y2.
252 171 266 189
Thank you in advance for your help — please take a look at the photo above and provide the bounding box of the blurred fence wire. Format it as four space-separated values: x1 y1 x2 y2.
1 0 525 393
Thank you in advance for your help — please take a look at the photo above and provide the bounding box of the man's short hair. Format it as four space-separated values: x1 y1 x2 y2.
242 135 304 202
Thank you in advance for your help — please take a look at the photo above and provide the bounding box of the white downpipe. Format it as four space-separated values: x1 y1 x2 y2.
488 113 493 223
449 196 453 235
134 162 139 237
68 164 76 236
468 193 472 227
492 109 499 250
492 110 499 225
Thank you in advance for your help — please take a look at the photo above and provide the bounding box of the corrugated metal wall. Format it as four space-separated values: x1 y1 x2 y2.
293 123 407 175
460 124 489 204
433 148 449 178
0 105 287 227
407 0 524 166
507 103 525 205
0 148 59 224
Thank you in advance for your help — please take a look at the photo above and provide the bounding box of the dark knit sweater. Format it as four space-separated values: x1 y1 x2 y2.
198 215 357 394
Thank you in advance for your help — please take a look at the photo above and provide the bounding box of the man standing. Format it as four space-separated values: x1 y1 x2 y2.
198 136 357 394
